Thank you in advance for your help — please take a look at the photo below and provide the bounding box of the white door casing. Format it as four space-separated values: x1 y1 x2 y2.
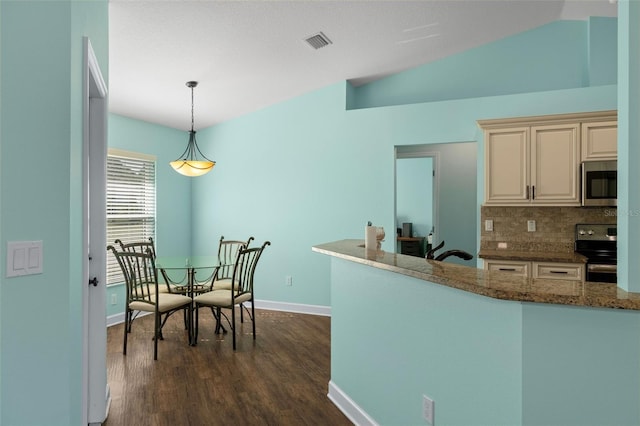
83 37 109 425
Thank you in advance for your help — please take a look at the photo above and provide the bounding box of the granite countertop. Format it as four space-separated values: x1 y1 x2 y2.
478 249 588 263
312 239 640 311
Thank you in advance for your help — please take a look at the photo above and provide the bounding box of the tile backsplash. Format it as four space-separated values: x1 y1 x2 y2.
480 206 617 253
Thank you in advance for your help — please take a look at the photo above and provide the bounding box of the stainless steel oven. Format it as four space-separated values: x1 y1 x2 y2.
574 224 617 283
581 160 617 207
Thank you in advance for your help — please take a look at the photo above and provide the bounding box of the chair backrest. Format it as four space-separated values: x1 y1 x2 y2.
216 236 254 280
107 245 158 306
231 241 270 297
115 237 156 259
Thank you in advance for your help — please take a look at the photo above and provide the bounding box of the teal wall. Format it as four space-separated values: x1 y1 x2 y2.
396 157 433 240
106 114 193 317
330 257 640 425
98 19 619 312
521 303 640 425
190 83 616 308
0 0 108 424
0 4 632 425
185 19 616 309
348 19 616 110
617 1 640 292
588 16 618 86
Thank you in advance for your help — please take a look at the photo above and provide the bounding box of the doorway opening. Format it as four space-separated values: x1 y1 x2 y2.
395 150 438 257
394 142 478 265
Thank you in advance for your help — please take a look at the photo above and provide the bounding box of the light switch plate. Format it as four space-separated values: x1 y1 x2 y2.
6 241 43 277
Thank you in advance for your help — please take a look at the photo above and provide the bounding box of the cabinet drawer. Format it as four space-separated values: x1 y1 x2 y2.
484 260 529 277
532 262 583 281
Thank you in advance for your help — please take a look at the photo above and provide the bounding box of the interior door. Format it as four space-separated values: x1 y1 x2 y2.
83 37 109 425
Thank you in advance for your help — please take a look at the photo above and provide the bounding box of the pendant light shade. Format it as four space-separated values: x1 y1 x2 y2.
170 81 215 177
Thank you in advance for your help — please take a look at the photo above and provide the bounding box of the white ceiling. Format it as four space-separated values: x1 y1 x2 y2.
108 0 617 131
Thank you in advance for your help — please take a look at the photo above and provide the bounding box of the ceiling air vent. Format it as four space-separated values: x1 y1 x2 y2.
304 32 332 50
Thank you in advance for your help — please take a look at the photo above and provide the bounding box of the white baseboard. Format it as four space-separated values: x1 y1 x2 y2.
328 381 378 426
107 300 330 327
107 312 125 327
251 299 331 316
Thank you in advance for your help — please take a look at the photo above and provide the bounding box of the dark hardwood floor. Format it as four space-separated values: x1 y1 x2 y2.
104 308 351 426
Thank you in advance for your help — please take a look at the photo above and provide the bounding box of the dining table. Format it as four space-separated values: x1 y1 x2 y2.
154 255 226 345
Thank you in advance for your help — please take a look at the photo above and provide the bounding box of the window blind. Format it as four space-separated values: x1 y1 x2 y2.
106 153 156 285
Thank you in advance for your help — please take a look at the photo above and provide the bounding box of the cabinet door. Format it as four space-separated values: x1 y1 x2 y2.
530 124 580 205
484 259 529 277
581 121 617 161
532 262 584 281
484 127 529 204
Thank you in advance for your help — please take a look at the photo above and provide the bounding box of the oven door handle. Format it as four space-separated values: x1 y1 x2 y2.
587 264 617 273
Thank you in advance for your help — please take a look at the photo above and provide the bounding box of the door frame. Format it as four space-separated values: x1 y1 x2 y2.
83 37 109 425
394 148 440 250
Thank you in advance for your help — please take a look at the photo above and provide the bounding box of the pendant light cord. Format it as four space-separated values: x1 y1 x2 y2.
190 84 195 132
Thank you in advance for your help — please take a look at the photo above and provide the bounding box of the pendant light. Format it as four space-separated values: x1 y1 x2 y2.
170 81 215 177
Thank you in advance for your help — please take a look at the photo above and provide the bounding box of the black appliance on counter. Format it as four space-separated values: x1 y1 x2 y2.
574 224 617 283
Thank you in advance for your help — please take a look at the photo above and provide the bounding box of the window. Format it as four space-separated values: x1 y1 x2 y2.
106 149 156 285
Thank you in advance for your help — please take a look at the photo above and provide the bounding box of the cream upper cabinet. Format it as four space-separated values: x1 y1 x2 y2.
581 120 617 161
479 110 616 207
530 123 580 204
484 127 529 203
483 123 580 205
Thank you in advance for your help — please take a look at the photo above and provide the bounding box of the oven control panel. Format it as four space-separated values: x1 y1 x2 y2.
575 224 617 241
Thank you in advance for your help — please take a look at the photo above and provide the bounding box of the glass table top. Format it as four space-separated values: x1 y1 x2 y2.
154 256 223 270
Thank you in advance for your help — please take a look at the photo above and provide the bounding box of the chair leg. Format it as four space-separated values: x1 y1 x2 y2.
240 303 244 323
194 303 199 345
211 307 227 334
126 310 133 333
123 307 129 355
154 310 160 360
232 304 237 350
251 299 256 340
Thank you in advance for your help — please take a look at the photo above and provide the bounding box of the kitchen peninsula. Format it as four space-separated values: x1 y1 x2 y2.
313 239 640 426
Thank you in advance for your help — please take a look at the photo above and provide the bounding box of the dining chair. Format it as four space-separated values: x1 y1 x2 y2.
194 240 270 350
107 244 192 360
115 236 156 258
211 235 255 291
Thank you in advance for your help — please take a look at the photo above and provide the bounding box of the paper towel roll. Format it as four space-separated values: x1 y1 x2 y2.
365 226 377 250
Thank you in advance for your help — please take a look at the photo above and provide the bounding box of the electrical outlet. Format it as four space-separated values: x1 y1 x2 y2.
498 242 508 249
111 294 117 305
286 275 293 286
422 395 434 425
527 220 536 232
485 219 493 232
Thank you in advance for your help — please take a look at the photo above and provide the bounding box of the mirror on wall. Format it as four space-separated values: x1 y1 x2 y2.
395 142 477 265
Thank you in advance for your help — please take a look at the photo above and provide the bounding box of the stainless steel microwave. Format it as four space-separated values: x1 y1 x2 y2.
581 160 617 207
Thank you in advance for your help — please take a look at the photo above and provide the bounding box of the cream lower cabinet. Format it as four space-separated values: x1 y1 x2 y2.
483 123 580 205
484 259 584 281
484 259 530 277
